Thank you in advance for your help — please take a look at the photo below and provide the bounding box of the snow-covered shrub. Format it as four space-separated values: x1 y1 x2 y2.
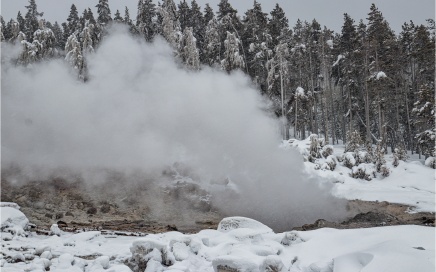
379 164 390 177
392 146 408 167
50 224 61 236
321 145 333 159
343 152 356 169
325 155 337 171
308 134 323 162
281 231 305 246
355 150 370 164
425 156 436 169
351 164 375 181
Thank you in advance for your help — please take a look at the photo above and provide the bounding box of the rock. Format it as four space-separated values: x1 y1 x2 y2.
50 224 62 236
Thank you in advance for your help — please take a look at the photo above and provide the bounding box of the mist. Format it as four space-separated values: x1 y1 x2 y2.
1 26 347 230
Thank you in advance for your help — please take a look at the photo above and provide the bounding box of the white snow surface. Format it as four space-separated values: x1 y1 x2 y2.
1 214 434 272
284 138 435 213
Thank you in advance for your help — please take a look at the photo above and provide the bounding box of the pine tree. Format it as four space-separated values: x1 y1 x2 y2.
159 0 182 50
180 27 200 70
221 31 245 72
96 0 112 26
203 4 214 24
65 33 85 80
0 16 6 42
50 21 64 49
113 10 123 23
17 11 26 33
136 0 157 41
204 17 221 66
242 1 270 91
189 0 206 62
80 21 95 54
66 4 80 36
24 0 44 42
178 0 190 31
124 7 132 25
268 4 289 47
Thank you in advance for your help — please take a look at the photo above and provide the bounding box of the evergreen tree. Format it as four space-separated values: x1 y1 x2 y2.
180 27 200 70
159 0 182 50
17 11 26 33
178 0 190 31
113 10 123 22
204 17 221 66
189 0 206 61
124 6 132 25
24 0 44 42
65 33 85 80
268 4 289 47
50 21 64 49
242 1 270 91
66 4 80 36
203 4 214 24
0 16 5 42
221 31 245 72
96 0 112 25
136 0 157 41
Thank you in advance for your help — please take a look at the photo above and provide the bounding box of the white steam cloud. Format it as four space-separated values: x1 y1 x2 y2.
1 26 346 230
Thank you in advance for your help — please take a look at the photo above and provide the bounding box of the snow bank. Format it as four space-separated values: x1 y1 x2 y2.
1 202 29 236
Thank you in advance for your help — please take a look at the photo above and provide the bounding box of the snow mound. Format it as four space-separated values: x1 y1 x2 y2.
217 217 273 233
1 203 30 236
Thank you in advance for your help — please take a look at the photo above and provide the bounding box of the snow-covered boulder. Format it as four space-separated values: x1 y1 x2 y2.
217 217 272 234
50 224 62 236
1 202 30 236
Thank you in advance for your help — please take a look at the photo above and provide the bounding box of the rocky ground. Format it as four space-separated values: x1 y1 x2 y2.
1 175 434 234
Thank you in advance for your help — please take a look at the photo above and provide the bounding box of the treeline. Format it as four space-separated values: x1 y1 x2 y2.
1 0 434 158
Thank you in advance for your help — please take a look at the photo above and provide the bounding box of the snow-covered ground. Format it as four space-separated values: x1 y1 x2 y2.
1 137 434 271
285 137 435 213
1 210 434 272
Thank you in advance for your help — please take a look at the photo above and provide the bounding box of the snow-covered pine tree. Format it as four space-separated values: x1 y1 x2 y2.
267 41 289 138
65 33 85 80
159 0 182 51
180 27 200 70
32 19 56 59
345 130 362 153
203 4 214 25
0 17 5 42
50 21 64 49
124 6 132 25
268 4 289 47
204 17 221 66
113 10 123 23
412 83 435 157
66 4 80 37
373 138 390 176
136 0 156 41
221 31 245 72
96 0 112 26
24 0 44 42
242 1 271 92
189 0 206 62
178 0 190 32
80 20 95 54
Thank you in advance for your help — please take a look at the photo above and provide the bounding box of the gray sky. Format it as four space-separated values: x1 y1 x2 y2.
1 0 435 34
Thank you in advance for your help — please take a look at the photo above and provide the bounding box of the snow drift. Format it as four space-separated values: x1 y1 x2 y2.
1 25 346 230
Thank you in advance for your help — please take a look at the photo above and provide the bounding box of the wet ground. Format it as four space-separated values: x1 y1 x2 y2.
1 177 434 234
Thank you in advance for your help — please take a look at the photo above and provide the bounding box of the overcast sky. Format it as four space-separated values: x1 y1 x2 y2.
1 0 434 34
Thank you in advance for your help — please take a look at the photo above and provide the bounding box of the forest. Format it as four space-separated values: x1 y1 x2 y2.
1 0 435 159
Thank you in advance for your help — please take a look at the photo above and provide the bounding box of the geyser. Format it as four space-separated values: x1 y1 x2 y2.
1 26 346 231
